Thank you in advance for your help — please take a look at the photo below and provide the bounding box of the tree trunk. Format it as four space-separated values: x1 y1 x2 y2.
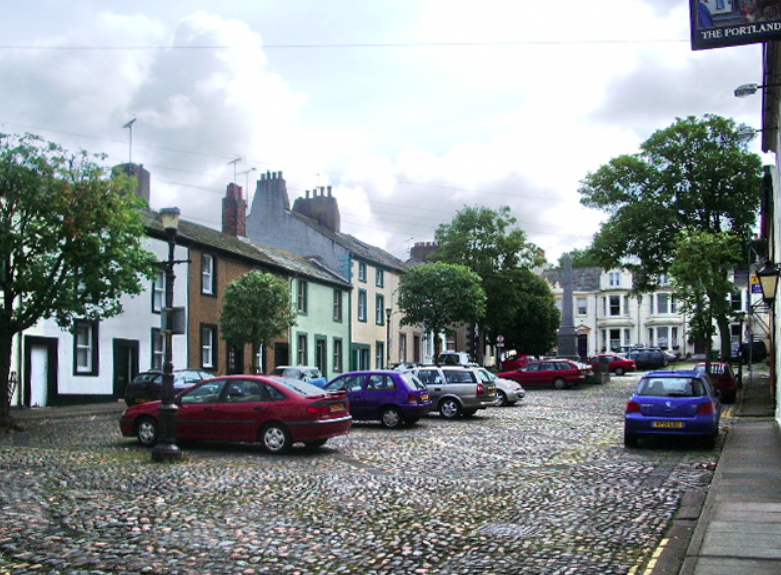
0 330 19 429
716 314 732 362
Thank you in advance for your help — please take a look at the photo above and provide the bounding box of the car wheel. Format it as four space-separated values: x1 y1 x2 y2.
304 439 328 450
380 406 404 429
260 423 293 454
553 377 567 390
439 398 462 419
624 430 638 448
136 417 158 447
615 367 625 376
494 390 508 407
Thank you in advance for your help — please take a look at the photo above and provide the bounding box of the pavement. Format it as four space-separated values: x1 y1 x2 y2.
7 372 781 575
646 370 781 575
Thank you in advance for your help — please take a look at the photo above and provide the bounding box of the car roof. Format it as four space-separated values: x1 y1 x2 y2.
643 369 702 378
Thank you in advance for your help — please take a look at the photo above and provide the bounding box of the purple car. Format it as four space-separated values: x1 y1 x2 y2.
324 370 432 428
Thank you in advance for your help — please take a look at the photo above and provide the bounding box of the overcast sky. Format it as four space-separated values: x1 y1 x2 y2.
0 0 769 264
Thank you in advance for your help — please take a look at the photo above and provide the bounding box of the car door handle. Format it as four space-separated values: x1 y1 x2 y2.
253 406 264 411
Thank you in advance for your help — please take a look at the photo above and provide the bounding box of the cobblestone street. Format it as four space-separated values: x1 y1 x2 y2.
0 375 723 575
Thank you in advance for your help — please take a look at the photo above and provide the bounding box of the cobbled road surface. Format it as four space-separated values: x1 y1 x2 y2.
0 374 724 575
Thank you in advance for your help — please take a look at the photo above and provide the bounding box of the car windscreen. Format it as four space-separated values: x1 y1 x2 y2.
637 377 705 397
401 373 427 390
271 377 327 396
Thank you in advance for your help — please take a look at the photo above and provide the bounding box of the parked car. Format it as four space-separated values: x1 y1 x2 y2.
589 354 636 376
437 351 473 365
120 375 352 453
498 359 589 389
272 366 327 387
500 354 538 371
123 368 215 407
734 341 769 364
694 362 738 404
624 349 668 370
323 370 432 428
408 365 497 419
624 369 720 448
473 367 525 406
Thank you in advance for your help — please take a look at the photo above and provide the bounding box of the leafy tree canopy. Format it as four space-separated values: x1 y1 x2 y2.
557 247 603 269
430 205 544 276
670 230 743 360
397 262 486 355
220 270 297 374
0 133 158 427
482 268 560 355
579 114 762 292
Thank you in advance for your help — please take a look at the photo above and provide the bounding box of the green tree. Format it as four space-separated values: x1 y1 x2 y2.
578 114 762 351
557 247 602 269
397 262 486 357
0 133 157 428
670 230 743 361
483 268 560 355
430 205 544 277
429 205 556 351
220 270 297 374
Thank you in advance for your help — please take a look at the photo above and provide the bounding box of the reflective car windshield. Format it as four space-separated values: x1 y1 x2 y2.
272 377 326 396
400 373 426 390
638 377 705 397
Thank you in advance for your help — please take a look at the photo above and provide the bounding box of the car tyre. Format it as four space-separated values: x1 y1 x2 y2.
136 417 158 447
615 367 625 376
494 390 508 407
624 430 639 448
380 406 404 429
260 423 293 454
553 377 567 390
439 398 462 419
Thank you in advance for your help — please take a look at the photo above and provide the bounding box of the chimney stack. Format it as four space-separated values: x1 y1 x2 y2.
222 183 247 237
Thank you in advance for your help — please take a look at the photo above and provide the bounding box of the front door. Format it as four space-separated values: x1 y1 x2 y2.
113 339 139 399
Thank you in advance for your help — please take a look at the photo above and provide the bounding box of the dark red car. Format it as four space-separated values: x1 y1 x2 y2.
590 354 636 376
498 359 589 389
694 362 738 404
120 375 352 453
501 354 538 371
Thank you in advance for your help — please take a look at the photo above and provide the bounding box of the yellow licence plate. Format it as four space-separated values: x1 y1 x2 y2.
421 393 429 401
653 421 684 428
330 403 346 412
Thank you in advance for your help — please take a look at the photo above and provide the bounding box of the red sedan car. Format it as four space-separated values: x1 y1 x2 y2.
498 359 588 389
694 362 738 404
590 354 637 376
120 375 352 453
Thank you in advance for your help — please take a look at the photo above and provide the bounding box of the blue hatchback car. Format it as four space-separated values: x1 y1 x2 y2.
324 370 432 428
624 369 721 448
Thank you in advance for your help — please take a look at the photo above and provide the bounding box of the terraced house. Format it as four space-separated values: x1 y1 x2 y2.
9 166 350 407
244 171 423 370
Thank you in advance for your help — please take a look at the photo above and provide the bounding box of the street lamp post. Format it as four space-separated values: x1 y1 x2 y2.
152 207 183 462
386 308 392 368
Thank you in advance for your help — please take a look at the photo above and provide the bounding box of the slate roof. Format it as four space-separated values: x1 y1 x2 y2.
289 211 408 273
143 210 350 289
541 266 602 292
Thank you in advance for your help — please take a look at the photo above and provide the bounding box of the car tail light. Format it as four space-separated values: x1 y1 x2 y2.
408 393 421 404
626 400 642 413
307 405 331 414
476 383 485 396
697 401 716 415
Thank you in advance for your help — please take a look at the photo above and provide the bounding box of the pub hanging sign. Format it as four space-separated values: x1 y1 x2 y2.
691 0 781 50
